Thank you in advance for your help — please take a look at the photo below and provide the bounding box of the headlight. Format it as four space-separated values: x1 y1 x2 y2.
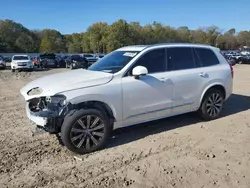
28 87 43 96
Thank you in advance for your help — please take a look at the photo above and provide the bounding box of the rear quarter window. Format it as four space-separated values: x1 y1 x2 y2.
194 48 220 67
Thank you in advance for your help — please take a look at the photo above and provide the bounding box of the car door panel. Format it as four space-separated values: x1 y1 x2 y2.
122 73 174 126
166 47 204 114
121 48 174 126
168 69 204 114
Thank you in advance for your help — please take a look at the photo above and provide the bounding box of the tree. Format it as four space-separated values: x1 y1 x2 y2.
106 19 134 52
86 22 109 53
39 29 66 53
176 26 191 42
82 32 91 53
0 19 39 52
2 19 250 53
16 33 36 52
237 31 250 47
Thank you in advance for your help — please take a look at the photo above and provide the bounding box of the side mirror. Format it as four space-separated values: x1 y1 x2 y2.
132 66 148 79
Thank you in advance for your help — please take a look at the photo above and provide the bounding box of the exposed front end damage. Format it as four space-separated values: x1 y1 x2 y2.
26 95 69 134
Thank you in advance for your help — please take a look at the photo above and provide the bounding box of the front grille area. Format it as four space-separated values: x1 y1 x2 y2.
17 62 28 66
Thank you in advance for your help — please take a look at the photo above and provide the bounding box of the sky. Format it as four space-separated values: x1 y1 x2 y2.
0 0 249 34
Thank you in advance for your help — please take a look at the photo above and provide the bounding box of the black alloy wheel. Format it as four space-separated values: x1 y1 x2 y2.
198 88 224 120
61 109 112 154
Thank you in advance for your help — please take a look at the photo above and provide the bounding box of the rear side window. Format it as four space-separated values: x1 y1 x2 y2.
167 47 195 71
194 48 220 67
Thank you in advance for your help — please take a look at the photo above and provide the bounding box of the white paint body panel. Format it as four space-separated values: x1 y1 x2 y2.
20 43 233 130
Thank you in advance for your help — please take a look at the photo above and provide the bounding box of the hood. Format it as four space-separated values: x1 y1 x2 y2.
20 69 113 101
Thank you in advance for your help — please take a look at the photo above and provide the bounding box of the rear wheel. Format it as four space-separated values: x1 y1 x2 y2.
61 109 112 154
198 88 224 120
11 69 15 72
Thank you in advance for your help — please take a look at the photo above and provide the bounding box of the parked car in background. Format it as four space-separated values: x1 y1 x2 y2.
82 54 97 65
38 53 59 68
239 55 250 64
20 43 233 154
241 50 250 55
95 54 105 61
3 56 11 63
0 56 6 69
231 53 243 62
56 55 67 68
11 55 34 72
65 54 89 69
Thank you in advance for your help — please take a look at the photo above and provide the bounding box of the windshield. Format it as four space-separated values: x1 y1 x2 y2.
13 56 29 60
88 51 139 73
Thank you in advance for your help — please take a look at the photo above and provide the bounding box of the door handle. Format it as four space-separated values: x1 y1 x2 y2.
159 77 169 82
199 72 207 77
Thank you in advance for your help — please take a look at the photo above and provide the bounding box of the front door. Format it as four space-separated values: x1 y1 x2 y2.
121 48 174 126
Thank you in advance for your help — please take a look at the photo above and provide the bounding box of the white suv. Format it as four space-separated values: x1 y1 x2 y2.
20 43 233 154
11 55 34 72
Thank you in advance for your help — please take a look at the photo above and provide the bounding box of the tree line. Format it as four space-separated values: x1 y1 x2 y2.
0 19 250 54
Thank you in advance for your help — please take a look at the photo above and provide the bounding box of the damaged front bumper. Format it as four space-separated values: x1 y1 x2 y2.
26 102 48 127
26 97 69 134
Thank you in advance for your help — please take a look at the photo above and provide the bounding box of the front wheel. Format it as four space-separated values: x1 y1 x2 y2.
198 88 224 121
61 109 112 154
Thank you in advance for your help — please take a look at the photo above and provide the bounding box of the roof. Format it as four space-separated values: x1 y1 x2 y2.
116 43 216 52
116 45 149 51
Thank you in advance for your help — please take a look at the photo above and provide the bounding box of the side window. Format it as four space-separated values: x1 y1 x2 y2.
167 47 195 71
192 48 202 68
130 48 166 74
194 48 220 67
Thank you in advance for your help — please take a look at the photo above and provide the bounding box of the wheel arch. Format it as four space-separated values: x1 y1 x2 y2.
68 100 117 122
200 84 226 105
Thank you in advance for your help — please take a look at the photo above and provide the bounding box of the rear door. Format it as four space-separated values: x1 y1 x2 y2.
165 47 205 114
193 47 229 99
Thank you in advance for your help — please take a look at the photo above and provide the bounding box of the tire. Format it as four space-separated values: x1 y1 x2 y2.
198 88 224 121
11 69 15 72
61 108 112 154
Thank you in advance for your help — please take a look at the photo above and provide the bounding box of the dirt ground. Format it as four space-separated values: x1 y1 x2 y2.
0 65 250 188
